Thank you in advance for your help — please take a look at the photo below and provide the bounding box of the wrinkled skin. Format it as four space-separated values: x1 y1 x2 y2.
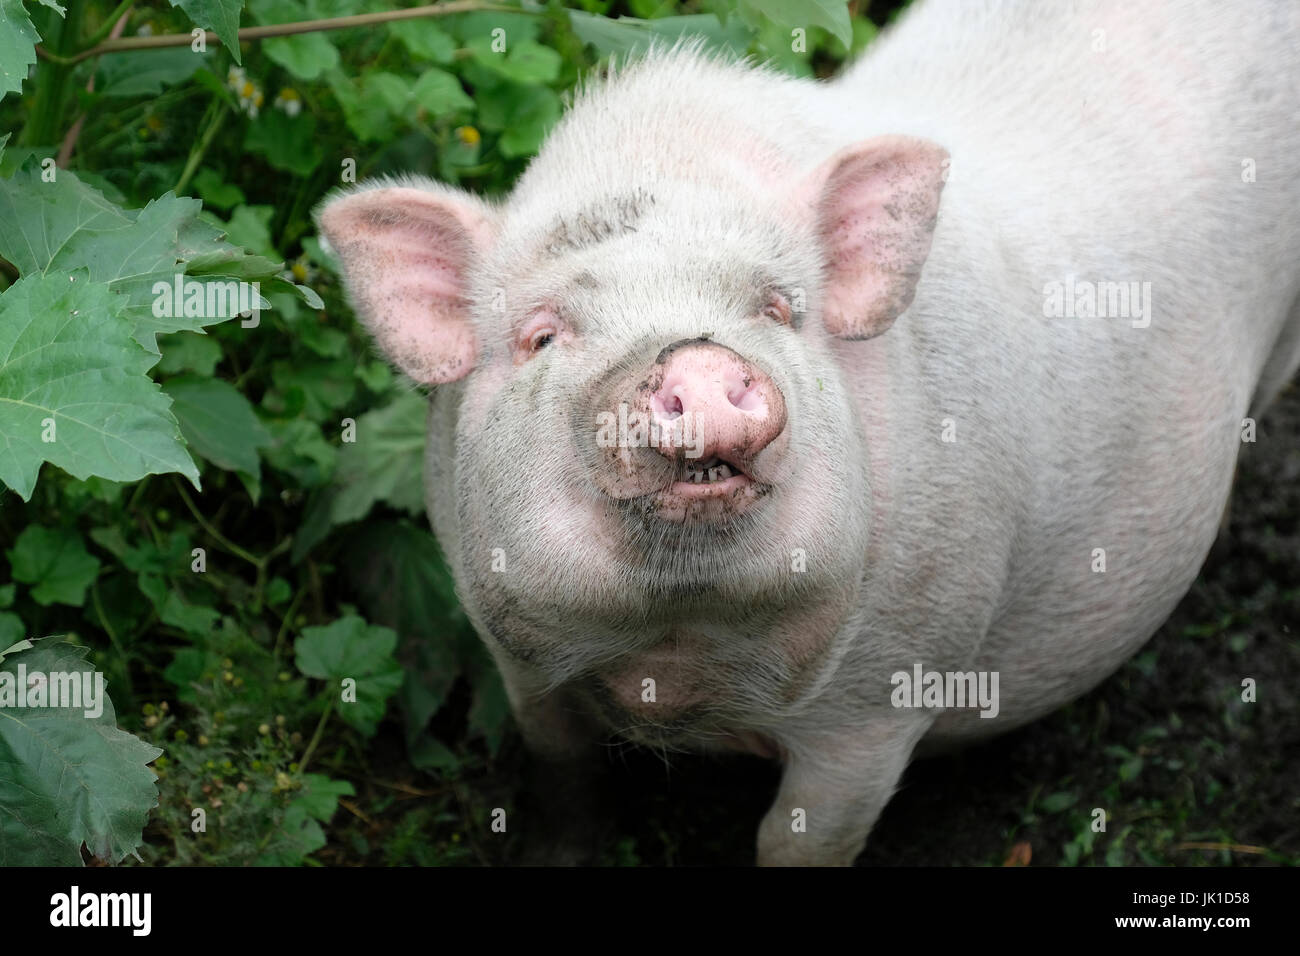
317 0 1300 865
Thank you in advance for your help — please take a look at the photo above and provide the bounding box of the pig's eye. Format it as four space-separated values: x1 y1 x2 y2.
516 309 564 362
761 292 792 326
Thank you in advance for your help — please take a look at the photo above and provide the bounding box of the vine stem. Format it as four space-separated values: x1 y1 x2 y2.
297 703 332 776
174 98 227 194
79 0 135 52
37 1 526 65
173 478 262 568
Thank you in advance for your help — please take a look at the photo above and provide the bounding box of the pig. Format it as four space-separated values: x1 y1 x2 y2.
316 0 1300 865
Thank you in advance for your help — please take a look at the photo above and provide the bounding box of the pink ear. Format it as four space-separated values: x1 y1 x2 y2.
802 136 948 339
316 184 495 384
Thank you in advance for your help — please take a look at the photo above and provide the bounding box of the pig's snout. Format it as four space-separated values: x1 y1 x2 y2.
650 343 787 471
586 340 789 518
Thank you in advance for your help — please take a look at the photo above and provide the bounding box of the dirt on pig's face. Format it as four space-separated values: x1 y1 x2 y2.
437 192 872 705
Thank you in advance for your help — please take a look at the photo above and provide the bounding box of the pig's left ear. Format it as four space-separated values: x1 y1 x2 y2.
315 183 496 384
800 136 948 339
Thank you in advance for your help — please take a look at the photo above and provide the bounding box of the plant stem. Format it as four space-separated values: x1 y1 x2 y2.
79 0 135 52
21 0 84 146
173 478 263 568
174 98 227 194
273 588 307 661
297 703 332 775
43 2 526 65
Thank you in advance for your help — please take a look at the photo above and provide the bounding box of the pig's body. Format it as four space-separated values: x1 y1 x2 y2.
321 0 1300 864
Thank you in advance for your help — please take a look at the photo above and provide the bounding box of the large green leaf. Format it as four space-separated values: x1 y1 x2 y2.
294 615 402 737
0 165 302 351
0 640 162 865
163 375 272 476
0 272 199 500
0 0 40 99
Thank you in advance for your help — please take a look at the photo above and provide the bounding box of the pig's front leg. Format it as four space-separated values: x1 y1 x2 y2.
497 660 610 865
757 713 934 866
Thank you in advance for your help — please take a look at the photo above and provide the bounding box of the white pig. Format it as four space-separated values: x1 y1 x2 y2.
317 0 1300 865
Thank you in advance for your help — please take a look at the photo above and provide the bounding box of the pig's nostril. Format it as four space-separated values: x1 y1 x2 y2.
654 387 685 420
728 382 766 413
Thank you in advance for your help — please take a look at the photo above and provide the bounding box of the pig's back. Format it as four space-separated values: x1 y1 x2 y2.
833 0 1300 737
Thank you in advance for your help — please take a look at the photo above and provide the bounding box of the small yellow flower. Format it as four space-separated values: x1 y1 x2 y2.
456 125 481 146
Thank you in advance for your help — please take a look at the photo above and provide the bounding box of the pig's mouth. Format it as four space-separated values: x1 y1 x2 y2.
671 455 754 497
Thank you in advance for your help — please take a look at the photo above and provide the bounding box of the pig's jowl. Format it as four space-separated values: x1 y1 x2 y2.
317 0 1300 864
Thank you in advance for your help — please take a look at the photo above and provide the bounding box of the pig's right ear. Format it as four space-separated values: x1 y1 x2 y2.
315 184 496 384
799 136 948 340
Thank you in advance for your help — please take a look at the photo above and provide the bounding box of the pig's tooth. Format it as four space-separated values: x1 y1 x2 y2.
716 464 733 479
708 467 721 482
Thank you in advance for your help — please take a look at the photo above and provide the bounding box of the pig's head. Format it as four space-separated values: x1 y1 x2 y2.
315 58 947 700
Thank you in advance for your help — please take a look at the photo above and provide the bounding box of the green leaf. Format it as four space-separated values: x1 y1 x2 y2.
0 0 40 99
325 69 397 143
168 0 244 65
567 11 751 56
0 640 162 864
136 573 219 636
220 204 276 259
264 32 339 81
367 71 413 116
254 803 324 865
387 20 455 63
342 521 468 749
191 168 246 212
0 164 306 350
6 526 100 607
331 389 426 523
295 615 402 737
1038 791 1078 815
500 88 561 158
468 671 509 755
244 108 324 177
0 272 199 500
740 0 853 49
157 331 223 376
0 636 31 662
410 68 474 118
292 389 425 557
97 48 204 97
292 773 354 822
163 376 272 476
468 38 561 85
